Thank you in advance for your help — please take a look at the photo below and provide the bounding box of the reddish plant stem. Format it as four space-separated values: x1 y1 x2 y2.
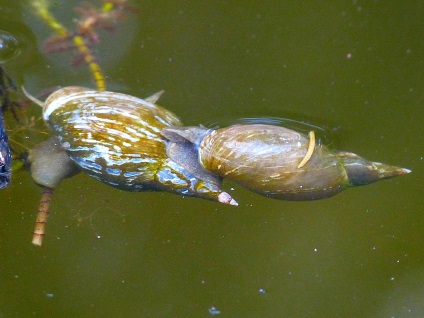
32 186 54 246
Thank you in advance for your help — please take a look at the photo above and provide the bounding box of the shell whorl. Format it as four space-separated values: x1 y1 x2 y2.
198 124 348 200
43 86 91 121
43 87 166 121
43 87 182 190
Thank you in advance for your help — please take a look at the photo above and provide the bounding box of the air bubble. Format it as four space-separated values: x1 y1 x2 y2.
0 30 20 63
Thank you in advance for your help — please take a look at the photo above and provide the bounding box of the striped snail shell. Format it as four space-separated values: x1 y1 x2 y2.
32 86 236 205
163 124 411 201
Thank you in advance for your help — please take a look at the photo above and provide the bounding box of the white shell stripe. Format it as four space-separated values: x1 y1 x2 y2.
44 90 158 120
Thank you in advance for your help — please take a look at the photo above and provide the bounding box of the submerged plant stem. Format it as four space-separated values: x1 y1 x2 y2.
32 186 54 246
31 0 107 91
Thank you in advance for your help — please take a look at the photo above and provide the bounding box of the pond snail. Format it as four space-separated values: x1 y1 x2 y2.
23 86 411 247
26 86 237 206
163 124 411 200
26 86 411 204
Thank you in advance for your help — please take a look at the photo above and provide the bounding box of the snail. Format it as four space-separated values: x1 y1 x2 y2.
25 86 411 204
163 124 411 200
25 86 237 206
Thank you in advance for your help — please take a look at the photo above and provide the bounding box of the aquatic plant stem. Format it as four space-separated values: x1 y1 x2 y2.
72 36 106 90
101 2 116 13
32 186 54 246
31 0 106 91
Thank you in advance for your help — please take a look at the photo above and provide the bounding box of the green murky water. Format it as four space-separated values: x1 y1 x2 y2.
0 1 423 317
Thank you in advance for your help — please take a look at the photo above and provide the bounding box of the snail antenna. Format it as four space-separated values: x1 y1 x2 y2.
145 90 164 104
21 86 45 108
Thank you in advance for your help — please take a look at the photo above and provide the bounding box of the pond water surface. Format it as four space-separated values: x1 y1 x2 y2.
0 1 423 317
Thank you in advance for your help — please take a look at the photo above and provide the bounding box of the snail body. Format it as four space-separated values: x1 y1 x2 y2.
37 87 236 205
28 136 80 189
163 124 411 200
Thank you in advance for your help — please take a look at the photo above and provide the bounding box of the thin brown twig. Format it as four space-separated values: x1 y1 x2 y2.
32 186 54 246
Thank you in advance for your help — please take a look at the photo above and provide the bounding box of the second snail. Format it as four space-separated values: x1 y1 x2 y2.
26 86 410 204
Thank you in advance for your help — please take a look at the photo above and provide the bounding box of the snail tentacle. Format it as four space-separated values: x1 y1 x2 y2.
145 90 164 104
21 86 45 108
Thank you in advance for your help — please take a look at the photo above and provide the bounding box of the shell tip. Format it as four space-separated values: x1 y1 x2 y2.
399 167 412 175
218 192 238 206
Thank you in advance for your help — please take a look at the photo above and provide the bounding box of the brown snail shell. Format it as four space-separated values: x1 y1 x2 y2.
37 86 237 205
163 124 411 200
